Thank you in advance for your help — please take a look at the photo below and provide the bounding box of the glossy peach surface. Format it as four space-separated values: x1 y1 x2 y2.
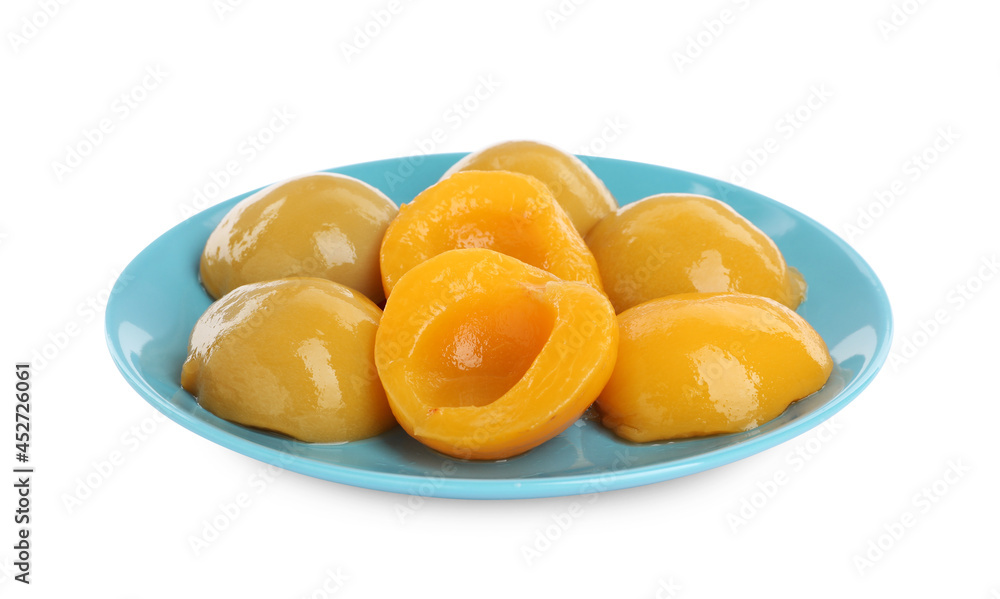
442 141 618 235
375 249 618 460
200 172 398 303
181 277 396 443
586 193 806 313
597 293 832 442
379 170 603 297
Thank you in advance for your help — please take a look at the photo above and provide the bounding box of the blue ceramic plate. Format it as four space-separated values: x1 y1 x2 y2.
105 153 892 499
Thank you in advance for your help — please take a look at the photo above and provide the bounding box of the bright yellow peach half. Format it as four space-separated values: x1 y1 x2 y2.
441 140 618 235
375 249 618 460
597 292 832 442
379 170 602 298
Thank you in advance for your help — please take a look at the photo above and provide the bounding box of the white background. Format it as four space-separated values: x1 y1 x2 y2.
2 0 998 597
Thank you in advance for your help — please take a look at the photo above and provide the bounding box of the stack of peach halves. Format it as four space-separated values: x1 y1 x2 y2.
181 141 833 461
